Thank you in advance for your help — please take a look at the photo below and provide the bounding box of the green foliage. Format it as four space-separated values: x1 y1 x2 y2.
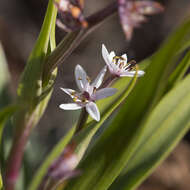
109 74 190 190
0 42 17 190
63 19 190 190
17 0 57 107
0 106 18 147
28 72 138 190
2 1 190 189
167 50 190 91
0 173 2 190
73 72 138 161
12 0 57 134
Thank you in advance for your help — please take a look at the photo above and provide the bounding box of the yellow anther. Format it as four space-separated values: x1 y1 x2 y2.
86 76 91 83
127 60 137 71
113 56 126 65
93 87 97 93
78 77 82 80
81 97 87 103
73 97 78 102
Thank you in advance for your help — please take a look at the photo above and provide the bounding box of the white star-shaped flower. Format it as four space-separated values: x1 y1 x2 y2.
59 64 117 121
102 44 145 77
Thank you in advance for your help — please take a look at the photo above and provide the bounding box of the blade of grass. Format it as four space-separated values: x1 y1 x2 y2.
166 50 190 91
109 74 190 190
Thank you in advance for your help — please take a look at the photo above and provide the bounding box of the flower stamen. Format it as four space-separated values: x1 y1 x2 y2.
86 76 91 83
113 55 126 65
125 60 137 71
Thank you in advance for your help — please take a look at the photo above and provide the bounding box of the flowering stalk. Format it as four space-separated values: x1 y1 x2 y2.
4 3 118 190
4 0 57 189
4 108 42 190
75 108 88 134
101 75 118 88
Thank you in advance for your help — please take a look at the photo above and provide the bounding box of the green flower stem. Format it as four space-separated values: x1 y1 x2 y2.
101 75 118 88
75 108 88 134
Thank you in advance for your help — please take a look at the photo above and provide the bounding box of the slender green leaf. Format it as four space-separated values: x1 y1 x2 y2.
0 105 18 188
28 126 76 190
0 173 2 190
17 0 57 105
166 50 190 91
64 19 190 190
23 6 58 190
0 105 18 144
12 0 57 134
109 74 190 190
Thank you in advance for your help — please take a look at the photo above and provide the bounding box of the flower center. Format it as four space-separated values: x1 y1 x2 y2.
112 56 137 71
71 91 91 104
113 56 127 69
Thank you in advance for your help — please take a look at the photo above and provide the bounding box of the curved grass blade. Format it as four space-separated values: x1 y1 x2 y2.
0 105 18 145
109 74 190 190
166 50 190 91
0 173 2 190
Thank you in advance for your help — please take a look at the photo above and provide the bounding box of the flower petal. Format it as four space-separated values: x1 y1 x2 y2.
91 66 107 88
102 44 111 66
109 51 116 62
94 88 117 101
85 83 94 96
86 102 100 121
120 70 145 77
59 103 82 110
75 64 89 92
60 88 76 98
122 54 128 62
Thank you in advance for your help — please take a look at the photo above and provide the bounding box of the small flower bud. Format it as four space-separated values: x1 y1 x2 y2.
47 143 80 181
54 0 88 32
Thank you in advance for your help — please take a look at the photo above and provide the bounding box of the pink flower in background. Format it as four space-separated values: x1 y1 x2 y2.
118 0 164 40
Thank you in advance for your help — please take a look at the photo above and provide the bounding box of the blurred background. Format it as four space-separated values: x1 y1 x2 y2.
0 0 190 189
